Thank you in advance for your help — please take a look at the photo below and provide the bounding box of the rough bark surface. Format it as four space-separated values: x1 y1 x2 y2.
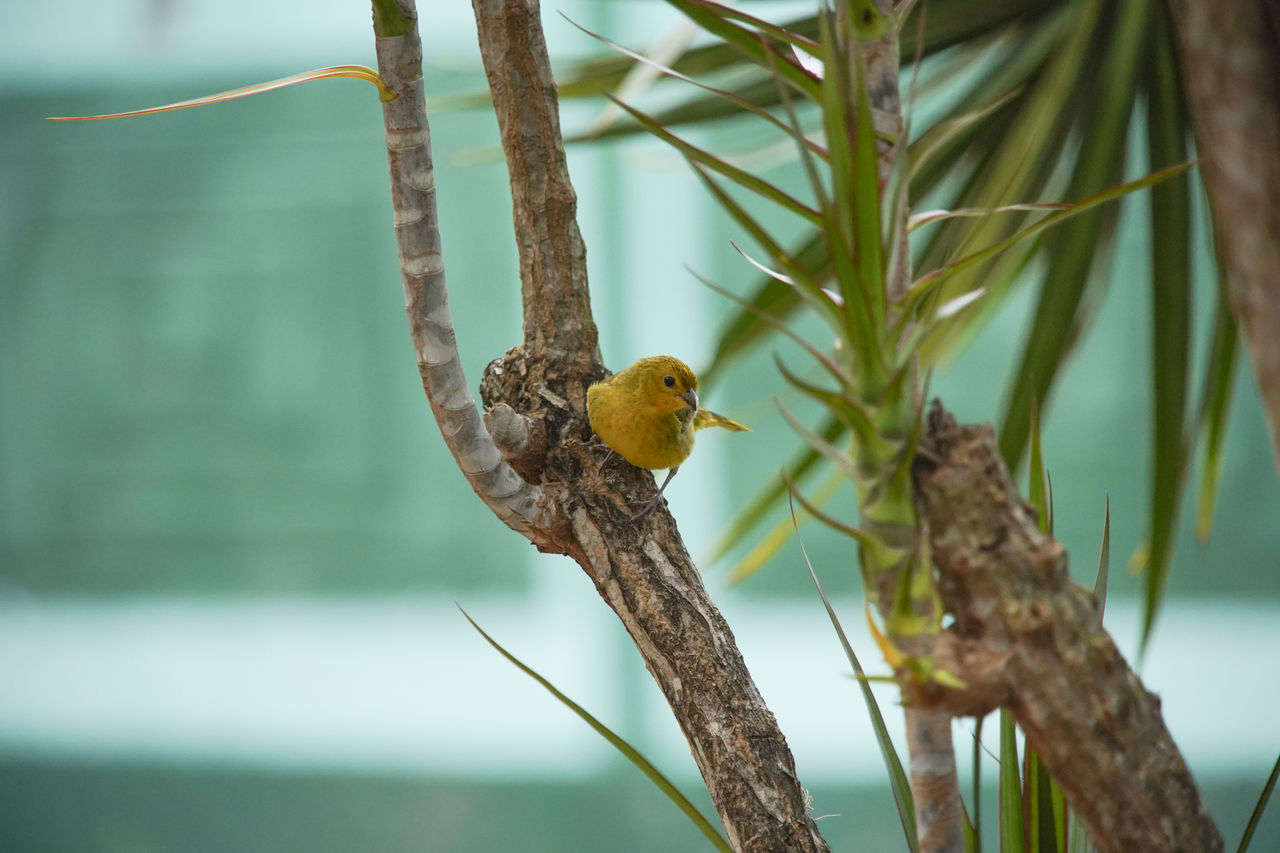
911 403 1223 853
468 3 827 844
1171 0 1280 469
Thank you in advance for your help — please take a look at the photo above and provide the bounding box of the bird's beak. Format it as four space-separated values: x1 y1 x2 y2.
681 389 699 412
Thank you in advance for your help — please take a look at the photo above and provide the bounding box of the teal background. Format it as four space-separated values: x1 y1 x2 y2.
2 3 1278 851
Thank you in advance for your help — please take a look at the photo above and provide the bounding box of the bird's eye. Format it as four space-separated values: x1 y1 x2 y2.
663 375 675 388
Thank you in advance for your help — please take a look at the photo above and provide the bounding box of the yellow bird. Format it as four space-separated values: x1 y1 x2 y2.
587 355 748 518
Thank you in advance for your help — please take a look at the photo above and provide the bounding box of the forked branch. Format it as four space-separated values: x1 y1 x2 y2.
371 1 828 848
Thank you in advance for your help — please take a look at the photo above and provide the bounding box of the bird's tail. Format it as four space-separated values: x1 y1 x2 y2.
694 408 749 432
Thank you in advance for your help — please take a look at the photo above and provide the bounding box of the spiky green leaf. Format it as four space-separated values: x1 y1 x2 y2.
459 608 731 851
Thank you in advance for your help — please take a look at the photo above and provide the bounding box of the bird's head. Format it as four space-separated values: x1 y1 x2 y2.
635 355 699 416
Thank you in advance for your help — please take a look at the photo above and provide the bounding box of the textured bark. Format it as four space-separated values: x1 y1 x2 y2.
1171 0 1280 469
911 404 1223 853
372 1 828 849
470 0 598 370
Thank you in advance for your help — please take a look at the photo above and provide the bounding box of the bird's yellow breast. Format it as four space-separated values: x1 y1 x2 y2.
587 381 695 470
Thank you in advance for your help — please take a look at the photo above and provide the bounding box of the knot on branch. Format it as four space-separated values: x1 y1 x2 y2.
479 344 608 492
484 403 534 457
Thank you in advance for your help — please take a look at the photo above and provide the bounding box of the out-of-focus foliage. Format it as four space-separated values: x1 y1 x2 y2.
563 0 1235 650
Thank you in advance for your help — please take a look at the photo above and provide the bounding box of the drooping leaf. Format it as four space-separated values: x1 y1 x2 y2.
610 96 822 224
48 66 393 121
459 608 732 852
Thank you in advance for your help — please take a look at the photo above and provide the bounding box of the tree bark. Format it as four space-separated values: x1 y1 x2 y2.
1170 0 1280 470
910 403 1223 853
372 1 828 849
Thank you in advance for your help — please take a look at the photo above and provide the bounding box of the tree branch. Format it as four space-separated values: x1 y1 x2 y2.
471 0 599 369
911 403 1223 853
1170 0 1280 470
372 1 829 847
374 2 546 535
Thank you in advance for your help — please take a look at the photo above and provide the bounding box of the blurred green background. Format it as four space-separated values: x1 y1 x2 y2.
2 2 1277 850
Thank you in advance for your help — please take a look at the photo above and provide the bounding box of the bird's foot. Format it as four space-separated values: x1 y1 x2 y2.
627 493 664 522
589 442 616 470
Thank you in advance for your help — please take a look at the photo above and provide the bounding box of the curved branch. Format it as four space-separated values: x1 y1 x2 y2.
374 8 546 534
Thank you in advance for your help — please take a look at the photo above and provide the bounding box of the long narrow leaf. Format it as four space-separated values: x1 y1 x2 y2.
711 416 846 568
702 230 827 387
723 465 845 584
1139 0 1192 654
665 0 823 99
772 354 876 442
610 96 822 224
907 86 1023 180
674 0 822 55
681 175 848 364
914 0 1096 359
1027 397 1049 533
1238 752 1280 853
908 200 1070 231
999 710 1026 853
564 13 828 153
1094 496 1111 621
816 7 882 373
776 399 862 482
782 468 876 548
913 162 1190 295
459 608 732 852
790 496 918 852
971 717 986 853
556 15 822 106
729 240 842 324
1025 749 1054 853
48 66 393 121
997 0 1152 469
848 37 887 338
685 259 848 387
1195 296 1239 540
